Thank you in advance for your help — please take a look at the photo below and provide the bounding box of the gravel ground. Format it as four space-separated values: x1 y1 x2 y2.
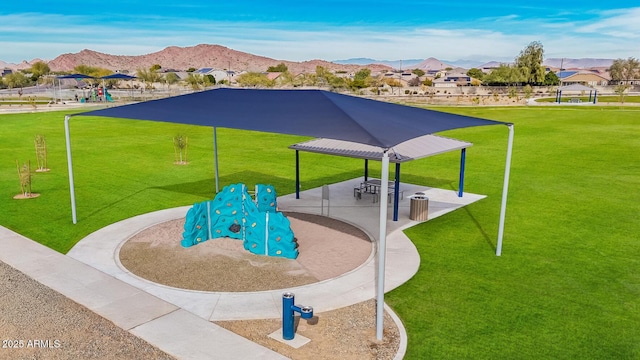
215 299 400 360
0 261 175 360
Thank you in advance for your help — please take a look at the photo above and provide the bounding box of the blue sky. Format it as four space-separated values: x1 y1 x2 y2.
1 1 638 63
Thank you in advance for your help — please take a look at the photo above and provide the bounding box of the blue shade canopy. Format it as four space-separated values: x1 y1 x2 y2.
100 73 137 79
78 88 507 148
57 73 96 79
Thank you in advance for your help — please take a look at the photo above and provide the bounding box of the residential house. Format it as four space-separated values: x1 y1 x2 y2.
433 72 476 87
557 70 610 86
193 68 238 84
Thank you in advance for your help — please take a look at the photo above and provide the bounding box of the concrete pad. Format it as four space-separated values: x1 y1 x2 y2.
210 292 281 320
131 309 288 360
268 329 311 348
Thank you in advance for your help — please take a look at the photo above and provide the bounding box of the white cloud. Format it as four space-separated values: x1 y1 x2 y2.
575 7 640 38
1 9 640 64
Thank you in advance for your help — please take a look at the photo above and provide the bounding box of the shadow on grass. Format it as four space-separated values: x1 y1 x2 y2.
398 174 456 190
151 169 367 198
151 171 296 197
461 204 496 253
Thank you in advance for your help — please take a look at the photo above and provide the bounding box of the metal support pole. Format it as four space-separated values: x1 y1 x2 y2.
458 148 466 197
496 124 514 256
213 128 219 193
295 150 300 199
376 150 390 340
393 162 400 221
64 115 77 224
364 159 369 181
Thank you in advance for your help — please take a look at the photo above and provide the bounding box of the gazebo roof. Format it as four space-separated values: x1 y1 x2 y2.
558 84 596 92
289 134 471 163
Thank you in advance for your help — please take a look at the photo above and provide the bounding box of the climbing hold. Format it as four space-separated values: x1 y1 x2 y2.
229 224 241 233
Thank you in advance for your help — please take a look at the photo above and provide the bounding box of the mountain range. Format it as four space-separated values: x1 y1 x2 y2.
0 44 615 73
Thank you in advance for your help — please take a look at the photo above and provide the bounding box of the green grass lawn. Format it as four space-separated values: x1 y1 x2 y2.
1 106 639 358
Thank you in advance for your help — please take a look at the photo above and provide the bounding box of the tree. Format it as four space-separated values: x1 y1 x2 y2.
164 72 180 93
292 73 317 87
29 61 50 82
187 67 197 73
523 84 533 99
73 65 111 86
613 84 629 103
514 41 545 85
411 69 425 77
4 72 29 92
466 68 484 81
136 68 162 90
150 64 162 72
328 75 348 90
267 63 288 72
74 64 100 76
315 66 332 87
544 71 560 86
608 57 640 83
204 74 216 87
351 68 372 89
275 71 295 86
185 73 205 90
407 77 421 86
483 64 524 86
236 72 274 87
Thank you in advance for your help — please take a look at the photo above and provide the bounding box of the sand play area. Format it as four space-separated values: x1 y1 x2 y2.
119 212 374 292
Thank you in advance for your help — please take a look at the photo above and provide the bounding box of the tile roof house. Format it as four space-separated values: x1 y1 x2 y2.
557 70 610 86
433 72 477 87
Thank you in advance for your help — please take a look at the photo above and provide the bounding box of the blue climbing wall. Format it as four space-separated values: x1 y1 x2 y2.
181 183 298 259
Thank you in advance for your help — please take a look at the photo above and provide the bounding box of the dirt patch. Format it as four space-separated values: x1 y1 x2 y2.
215 299 400 360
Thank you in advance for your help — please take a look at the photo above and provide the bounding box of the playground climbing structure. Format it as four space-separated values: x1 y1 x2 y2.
181 183 299 259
